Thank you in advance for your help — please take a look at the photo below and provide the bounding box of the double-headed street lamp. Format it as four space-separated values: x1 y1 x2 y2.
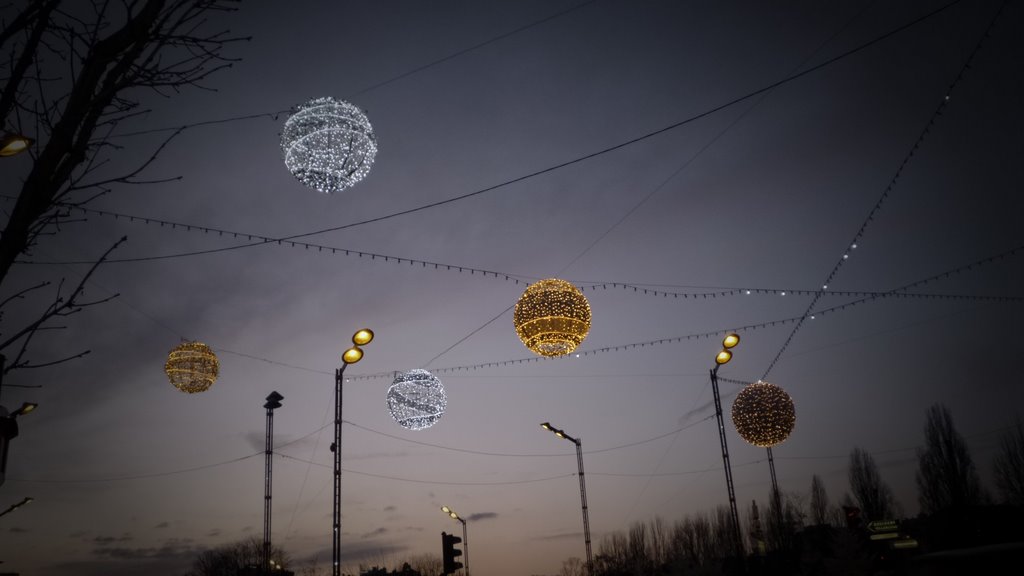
441 506 469 576
540 422 592 575
332 329 374 576
710 333 744 560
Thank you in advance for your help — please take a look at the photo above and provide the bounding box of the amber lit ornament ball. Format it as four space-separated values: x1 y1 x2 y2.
165 341 220 393
513 278 591 357
731 380 795 448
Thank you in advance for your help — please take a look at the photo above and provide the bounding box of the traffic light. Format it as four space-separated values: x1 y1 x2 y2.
441 531 463 575
843 506 862 529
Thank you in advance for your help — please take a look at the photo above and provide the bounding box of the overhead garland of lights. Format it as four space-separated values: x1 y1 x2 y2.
281 96 377 193
731 380 796 448
165 341 220 393
21 201 1023 305
514 278 592 357
386 369 447 431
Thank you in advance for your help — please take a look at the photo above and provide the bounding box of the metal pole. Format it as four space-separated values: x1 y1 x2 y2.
767 446 784 542
574 438 593 575
710 366 743 559
264 402 273 573
332 367 346 576
263 391 283 575
461 518 469 576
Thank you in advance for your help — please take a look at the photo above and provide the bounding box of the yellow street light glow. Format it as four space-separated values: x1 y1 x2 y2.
555 431 566 439
442 506 452 514
0 132 32 157
450 512 459 519
722 333 740 349
541 422 552 430
342 346 364 364
352 328 374 346
14 402 37 417
715 350 733 365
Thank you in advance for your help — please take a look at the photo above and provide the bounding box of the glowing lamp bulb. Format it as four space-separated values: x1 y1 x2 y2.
722 333 740 349
715 350 733 365
342 346 364 364
352 328 374 346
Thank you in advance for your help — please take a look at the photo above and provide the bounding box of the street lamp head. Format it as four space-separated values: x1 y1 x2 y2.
352 328 374 346
342 346 363 365
442 506 452 514
12 402 38 417
0 132 32 157
715 350 733 365
540 422 552 431
722 333 740 349
555 430 566 439
264 391 284 410
450 512 459 520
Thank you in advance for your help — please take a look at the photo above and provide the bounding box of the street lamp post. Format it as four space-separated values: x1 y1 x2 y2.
540 422 592 575
0 354 38 488
710 333 744 561
263 391 284 575
441 506 469 576
332 329 374 576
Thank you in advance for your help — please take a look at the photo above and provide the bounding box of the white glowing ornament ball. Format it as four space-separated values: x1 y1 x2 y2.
387 369 447 431
281 96 377 193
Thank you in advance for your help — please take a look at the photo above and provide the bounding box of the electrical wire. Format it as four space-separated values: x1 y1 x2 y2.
760 0 1009 380
9 0 967 269
106 0 600 140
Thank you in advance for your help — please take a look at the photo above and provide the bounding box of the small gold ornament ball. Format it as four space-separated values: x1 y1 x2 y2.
731 380 796 448
513 278 591 357
165 341 220 394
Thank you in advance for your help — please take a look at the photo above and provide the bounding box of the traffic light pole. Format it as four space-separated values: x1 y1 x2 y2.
460 518 469 576
442 531 465 575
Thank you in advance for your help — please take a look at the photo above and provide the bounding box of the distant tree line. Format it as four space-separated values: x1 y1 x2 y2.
550 403 1024 575
183 404 1024 576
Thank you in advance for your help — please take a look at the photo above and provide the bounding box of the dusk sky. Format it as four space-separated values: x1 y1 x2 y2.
1 1 1022 575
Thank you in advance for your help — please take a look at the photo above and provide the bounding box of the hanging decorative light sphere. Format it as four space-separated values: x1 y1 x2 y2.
513 278 591 357
281 96 377 193
387 369 447 431
731 380 796 448
165 341 219 394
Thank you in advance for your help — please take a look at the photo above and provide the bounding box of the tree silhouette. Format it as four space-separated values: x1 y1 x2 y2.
915 403 984 515
809 474 830 526
993 417 1024 507
185 536 289 576
847 447 896 521
0 0 245 374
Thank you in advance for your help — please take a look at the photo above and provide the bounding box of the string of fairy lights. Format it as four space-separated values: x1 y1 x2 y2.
758 0 1008 381
12 197 1021 306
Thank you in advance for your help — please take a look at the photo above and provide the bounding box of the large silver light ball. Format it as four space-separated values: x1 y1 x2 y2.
387 369 447 431
281 96 377 193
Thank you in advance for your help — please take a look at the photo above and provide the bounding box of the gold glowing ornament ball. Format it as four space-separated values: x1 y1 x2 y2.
165 341 220 393
513 278 592 357
731 380 796 448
